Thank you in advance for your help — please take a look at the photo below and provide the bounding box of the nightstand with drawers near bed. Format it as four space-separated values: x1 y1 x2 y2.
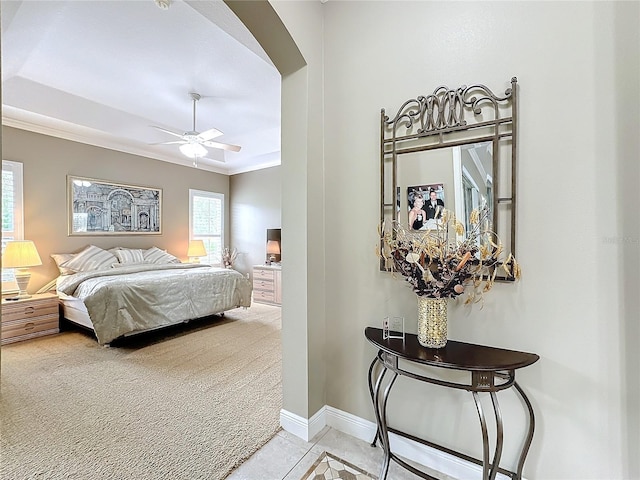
1 293 60 345
252 265 281 306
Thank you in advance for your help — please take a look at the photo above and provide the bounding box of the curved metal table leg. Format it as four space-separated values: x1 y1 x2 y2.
368 356 381 447
370 359 388 450
472 391 490 480
513 381 536 480
377 371 398 480
489 392 504 480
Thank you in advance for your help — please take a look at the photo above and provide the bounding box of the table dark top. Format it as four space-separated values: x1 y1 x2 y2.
365 327 539 372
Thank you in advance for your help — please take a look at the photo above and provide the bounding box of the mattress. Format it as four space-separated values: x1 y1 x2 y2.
58 291 93 329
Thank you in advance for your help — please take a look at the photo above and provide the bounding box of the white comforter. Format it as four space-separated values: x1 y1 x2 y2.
57 264 252 345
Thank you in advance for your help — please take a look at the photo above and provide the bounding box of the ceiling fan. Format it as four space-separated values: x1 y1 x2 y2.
151 92 241 165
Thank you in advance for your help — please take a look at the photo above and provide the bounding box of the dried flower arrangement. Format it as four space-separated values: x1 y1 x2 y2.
222 247 238 268
377 205 520 304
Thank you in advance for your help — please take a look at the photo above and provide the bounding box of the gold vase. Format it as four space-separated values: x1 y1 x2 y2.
417 296 448 348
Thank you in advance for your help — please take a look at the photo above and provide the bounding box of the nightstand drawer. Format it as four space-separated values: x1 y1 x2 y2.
254 289 275 302
253 280 275 292
253 269 275 281
1 313 60 344
2 299 58 322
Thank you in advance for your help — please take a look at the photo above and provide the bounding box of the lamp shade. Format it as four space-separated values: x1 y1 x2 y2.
266 240 280 255
2 240 42 268
187 239 207 258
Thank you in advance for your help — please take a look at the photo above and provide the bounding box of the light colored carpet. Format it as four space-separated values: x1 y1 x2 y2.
0 303 282 480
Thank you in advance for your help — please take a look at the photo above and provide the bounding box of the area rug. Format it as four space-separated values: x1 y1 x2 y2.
301 452 377 480
0 303 282 480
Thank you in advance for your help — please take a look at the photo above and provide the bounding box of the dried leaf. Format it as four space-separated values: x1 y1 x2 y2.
455 251 472 272
423 268 435 283
502 259 512 277
377 205 519 305
406 252 420 264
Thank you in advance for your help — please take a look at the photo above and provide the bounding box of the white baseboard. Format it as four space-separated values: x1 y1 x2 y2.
279 407 326 442
280 406 517 480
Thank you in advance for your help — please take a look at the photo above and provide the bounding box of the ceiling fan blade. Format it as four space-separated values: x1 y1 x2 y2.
149 140 187 145
197 128 223 141
202 140 242 152
151 125 185 139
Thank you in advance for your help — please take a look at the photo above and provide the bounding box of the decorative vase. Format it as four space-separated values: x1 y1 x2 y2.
417 296 448 348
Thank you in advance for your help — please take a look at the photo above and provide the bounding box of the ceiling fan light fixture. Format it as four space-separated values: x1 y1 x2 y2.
179 142 207 159
152 91 241 159
154 0 171 10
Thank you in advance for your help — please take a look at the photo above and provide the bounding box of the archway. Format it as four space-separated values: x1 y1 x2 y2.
220 1 326 436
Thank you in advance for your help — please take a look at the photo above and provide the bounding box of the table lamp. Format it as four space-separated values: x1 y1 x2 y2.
2 240 42 299
266 240 280 264
187 239 207 263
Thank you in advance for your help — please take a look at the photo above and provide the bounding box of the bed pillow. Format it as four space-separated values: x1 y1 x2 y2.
113 248 145 264
143 247 181 265
60 245 118 272
51 253 77 276
111 262 148 268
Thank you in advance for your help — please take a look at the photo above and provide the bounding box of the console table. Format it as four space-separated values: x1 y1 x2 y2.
365 327 539 480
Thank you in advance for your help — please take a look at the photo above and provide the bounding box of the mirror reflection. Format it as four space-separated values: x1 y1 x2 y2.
399 142 493 238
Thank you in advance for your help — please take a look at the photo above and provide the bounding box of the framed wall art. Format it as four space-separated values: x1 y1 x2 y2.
68 176 162 236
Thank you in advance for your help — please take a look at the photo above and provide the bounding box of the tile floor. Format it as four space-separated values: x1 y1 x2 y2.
301 451 375 480
225 426 449 480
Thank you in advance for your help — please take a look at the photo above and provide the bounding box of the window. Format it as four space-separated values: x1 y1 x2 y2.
2 160 24 291
189 189 223 266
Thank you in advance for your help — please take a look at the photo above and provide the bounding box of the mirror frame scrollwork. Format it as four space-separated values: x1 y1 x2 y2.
380 77 518 281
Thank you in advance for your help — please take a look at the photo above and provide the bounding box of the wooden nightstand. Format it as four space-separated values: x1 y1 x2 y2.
1 293 60 345
252 265 282 306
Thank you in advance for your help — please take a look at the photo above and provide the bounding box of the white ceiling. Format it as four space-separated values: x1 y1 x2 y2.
1 0 282 175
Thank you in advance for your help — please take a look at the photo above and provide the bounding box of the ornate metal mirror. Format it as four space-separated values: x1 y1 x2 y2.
380 77 518 281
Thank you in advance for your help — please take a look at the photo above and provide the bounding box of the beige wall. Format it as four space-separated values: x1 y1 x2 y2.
2 126 230 292
229 166 281 277
269 1 638 479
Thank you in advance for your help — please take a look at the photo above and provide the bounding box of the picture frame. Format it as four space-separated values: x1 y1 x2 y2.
383 316 405 341
68 175 162 236
407 183 445 231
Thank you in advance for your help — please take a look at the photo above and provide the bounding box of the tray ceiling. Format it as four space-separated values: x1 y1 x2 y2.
1 0 281 175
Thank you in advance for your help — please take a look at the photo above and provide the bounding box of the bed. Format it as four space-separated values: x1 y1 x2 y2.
52 246 252 345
